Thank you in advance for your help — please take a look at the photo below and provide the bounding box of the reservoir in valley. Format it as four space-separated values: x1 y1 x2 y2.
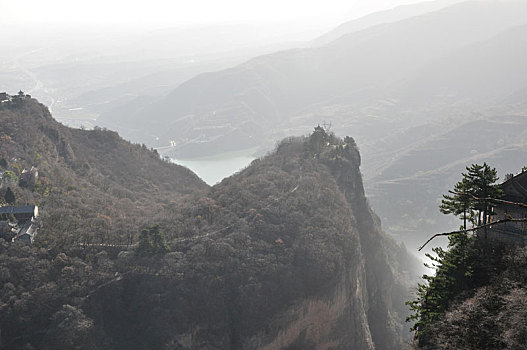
172 148 257 185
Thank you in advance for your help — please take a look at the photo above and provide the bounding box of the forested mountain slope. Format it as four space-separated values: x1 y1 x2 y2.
0 101 420 349
409 236 527 350
0 95 207 246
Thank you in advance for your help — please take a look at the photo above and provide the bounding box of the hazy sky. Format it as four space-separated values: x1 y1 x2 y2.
2 0 429 26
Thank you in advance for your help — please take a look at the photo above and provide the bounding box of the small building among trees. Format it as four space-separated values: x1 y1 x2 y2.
0 92 10 103
18 167 39 189
492 170 527 239
0 205 40 244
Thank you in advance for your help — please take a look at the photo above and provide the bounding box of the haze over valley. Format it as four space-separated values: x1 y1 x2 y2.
97 0 527 250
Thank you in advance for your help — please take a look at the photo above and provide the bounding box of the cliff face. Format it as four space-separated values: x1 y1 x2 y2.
85 129 418 350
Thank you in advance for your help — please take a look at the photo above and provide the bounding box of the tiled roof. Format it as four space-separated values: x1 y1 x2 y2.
0 206 37 215
502 172 527 202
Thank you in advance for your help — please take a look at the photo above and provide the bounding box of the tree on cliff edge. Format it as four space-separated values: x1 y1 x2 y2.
463 163 502 230
440 178 473 230
440 163 502 233
409 163 504 346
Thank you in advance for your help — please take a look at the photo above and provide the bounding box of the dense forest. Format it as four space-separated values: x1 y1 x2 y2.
0 98 419 349
0 95 207 246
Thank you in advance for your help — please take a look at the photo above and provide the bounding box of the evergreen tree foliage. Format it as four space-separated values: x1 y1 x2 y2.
440 163 502 230
440 178 473 230
4 187 15 204
463 163 502 226
137 224 169 256
307 125 330 156
408 234 516 349
407 233 478 345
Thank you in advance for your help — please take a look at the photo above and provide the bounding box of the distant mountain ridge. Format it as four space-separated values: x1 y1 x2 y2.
98 0 527 159
311 0 464 46
394 22 527 109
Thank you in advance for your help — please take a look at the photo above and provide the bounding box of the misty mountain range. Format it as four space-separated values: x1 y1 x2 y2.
92 0 527 250
2 0 526 252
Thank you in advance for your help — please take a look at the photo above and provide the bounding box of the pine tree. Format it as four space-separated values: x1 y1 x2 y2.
410 163 504 344
463 163 502 229
149 224 169 254
137 228 152 255
440 163 502 233
136 224 169 256
307 125 329 156
4 187 15 204
440 178 473 230
407 233 477 346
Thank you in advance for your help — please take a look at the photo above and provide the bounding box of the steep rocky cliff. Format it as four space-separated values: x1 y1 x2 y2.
84 128 419 350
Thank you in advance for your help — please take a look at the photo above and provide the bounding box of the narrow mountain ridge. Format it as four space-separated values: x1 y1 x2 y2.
84 128 419 349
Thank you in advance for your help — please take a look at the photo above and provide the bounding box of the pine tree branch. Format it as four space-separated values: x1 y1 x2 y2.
449 191 527 208
418 218 527 251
